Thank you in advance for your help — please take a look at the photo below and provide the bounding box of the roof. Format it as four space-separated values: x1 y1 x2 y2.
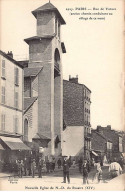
24 97 38 113
63 80 91 93
92 130 112 142
33 133 51 141
91 130 108 152
24 67 43 77
96 127 119 146
0 144 4 150
24 35 54 44
32 2 66 24
18 60 29 68
0 50 24 69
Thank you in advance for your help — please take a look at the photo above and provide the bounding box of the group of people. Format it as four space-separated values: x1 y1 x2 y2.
16 155 124 184
16 156 62 178
77 157 123 184
16 157 44 178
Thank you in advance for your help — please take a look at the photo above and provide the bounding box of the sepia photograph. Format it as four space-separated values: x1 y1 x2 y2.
0 0 124 191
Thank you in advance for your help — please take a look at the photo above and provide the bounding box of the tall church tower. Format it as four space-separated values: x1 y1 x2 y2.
24 2 66 155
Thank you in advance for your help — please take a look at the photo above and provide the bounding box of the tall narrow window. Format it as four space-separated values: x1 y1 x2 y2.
14 92 18 108
55 17 57 35
58 22 60 38
1 60 5 78
1 114 5 131
1 86 5 104
14 116 19 133
24 119 28 141
15 67 19 85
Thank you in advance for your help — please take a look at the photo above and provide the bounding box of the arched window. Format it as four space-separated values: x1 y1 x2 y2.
54 48 60 70
24 118 28 142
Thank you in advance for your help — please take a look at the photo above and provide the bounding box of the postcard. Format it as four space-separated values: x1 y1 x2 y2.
0 0 124 191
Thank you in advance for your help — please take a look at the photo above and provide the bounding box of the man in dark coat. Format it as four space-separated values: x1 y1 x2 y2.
38 157 43 178
52 157 55 172
24 157 28 176
78 157 83 173
57 158 62 169
62 156 70 183
83 159 89 184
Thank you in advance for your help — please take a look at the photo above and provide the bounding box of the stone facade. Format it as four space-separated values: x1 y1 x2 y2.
23 2 66 157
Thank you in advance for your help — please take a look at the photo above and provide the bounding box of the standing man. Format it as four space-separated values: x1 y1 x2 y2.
24 157 28 176
52 157 56 172
17 160 24 178
83 159 89 184
57 158 62 169
92 160 102 183
46 158 50 173
62 156 70 184
31 159 36 178
38 157 43 178
78 157 83 173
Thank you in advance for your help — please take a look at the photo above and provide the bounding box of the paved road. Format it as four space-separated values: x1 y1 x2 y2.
0 166 124 191
0 165 111 183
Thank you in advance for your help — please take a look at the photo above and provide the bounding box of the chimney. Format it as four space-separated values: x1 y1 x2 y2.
96 125 104 135
7 51 13 58
97 125 101 131
69 75 78 84
107 125 111 130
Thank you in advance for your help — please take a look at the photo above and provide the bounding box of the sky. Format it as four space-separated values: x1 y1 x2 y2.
1 0 124 131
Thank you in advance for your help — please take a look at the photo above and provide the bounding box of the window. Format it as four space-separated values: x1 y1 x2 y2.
84 127 86 136
15 67 19 85
14 92 18 108
55 17 57 34
58 22 60 38
14 116 19 133
1 60 5 78
24 119 28 141
90 141 91 149
55 142 58 149
1 114 5 131
1 86 5 104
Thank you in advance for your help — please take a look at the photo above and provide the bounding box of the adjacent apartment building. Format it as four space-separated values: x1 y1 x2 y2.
91 125 124 162
63 76 92 160
0 50 30 168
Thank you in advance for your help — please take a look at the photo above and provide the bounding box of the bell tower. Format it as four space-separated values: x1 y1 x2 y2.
24 2 66 155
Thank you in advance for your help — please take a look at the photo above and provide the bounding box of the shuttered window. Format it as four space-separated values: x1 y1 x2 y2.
14 116 19 133
1 86 5 104
15 67 19 85
1 60 5 78
14 91 18 108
